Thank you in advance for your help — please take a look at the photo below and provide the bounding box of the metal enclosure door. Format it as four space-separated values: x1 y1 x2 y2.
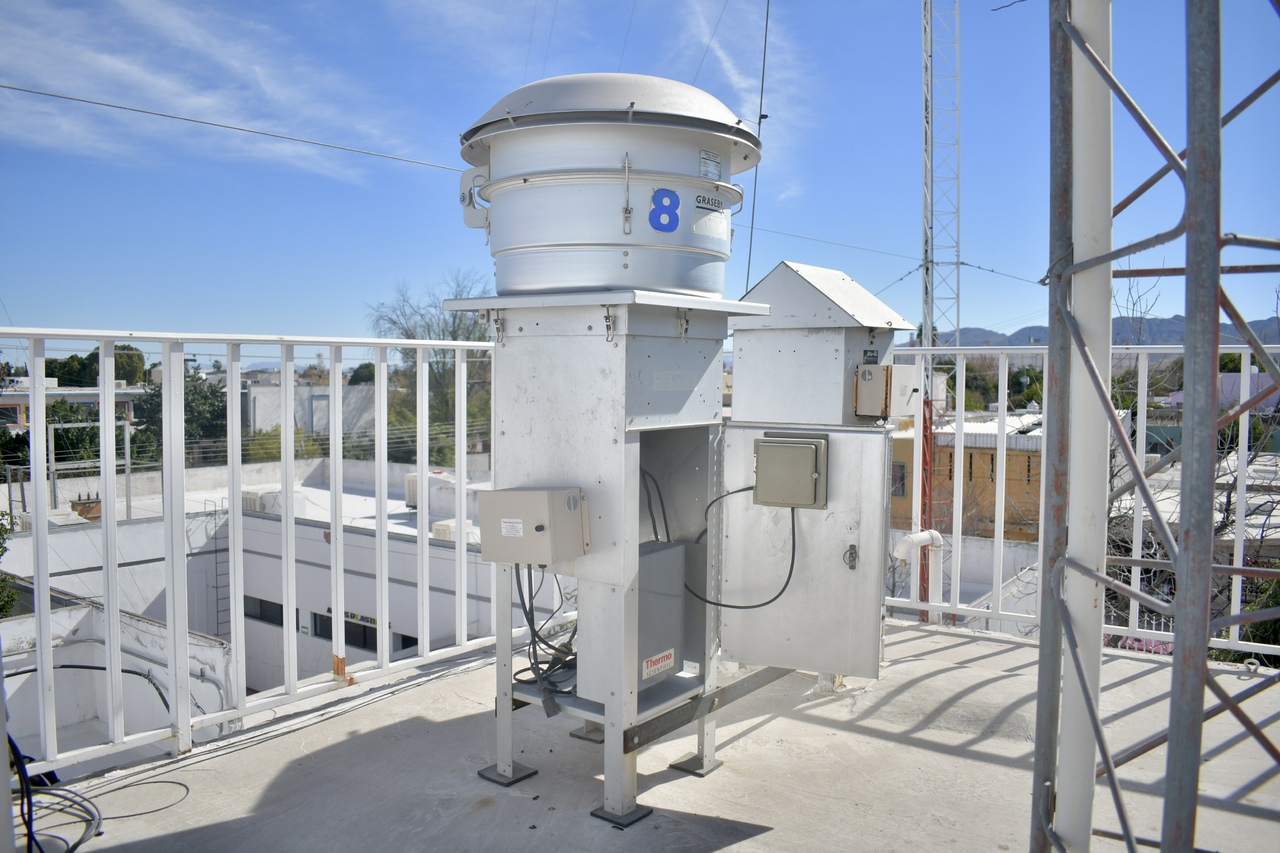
719 424 889 678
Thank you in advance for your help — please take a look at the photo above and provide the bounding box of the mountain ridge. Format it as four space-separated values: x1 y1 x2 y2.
923 316 1280 347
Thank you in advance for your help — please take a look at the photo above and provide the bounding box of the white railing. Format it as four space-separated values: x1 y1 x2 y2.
2 330 1276 775
0 329 550 776
890 344 1280 661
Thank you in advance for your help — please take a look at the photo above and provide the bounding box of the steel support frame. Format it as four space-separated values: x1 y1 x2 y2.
1034 2 1279 850
1162 4 1222 849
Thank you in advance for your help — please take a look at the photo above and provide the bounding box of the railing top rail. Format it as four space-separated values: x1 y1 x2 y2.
0 328 494 351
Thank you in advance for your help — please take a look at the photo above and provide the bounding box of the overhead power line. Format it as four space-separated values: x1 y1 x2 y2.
0 83 461 173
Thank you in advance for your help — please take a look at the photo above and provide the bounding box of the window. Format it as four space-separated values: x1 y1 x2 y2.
891 462 907 498
244 595 283 626
312 612 333 640
345 620 378 652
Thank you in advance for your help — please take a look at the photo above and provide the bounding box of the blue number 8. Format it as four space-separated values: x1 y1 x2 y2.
649 189 680 232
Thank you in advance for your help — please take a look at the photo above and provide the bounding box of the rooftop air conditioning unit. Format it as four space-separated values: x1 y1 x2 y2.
431 517 480 545
241 489 269 513
405 473 418 509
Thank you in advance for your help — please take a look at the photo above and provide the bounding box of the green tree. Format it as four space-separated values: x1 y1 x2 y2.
47 398 100 464
45 344 146 388
367 268 493 466
1009 365 1043 409
132 370 228 465
0 429 29 474
0 513 16 618
349 363 375 385
1220 352 1263 376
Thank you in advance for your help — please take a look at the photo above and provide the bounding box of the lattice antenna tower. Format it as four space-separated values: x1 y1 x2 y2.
922 0 961 355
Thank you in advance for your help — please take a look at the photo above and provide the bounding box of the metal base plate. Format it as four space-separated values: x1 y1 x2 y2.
591 805 654 827
669 752 723 777
477 762 538 788
570 723 605 744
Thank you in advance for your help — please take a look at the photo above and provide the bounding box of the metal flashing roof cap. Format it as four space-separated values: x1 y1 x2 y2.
459 72 761 171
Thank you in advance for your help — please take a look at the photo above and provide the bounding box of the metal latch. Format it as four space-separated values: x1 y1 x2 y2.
677 309 690 342
604 308 615 343
491 311 505 344
843 544 858 570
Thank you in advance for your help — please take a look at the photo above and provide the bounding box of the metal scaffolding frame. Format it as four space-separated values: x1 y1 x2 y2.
1030 2 1280 851
920 0 962 616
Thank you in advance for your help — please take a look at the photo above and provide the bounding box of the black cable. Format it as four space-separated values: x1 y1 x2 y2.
640 471 661 542
695 484 756 542
10 734 44 853
5 664 170 713
513 564 575 711
641 468 671 543
704 485 755 523
685 506 797 610
0 83 462 173
514 565 571 661
28 788 100 852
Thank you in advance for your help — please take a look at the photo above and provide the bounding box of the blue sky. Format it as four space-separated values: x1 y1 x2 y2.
0 0 1276 347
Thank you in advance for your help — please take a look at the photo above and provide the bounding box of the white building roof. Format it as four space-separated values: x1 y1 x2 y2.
732 261 913 332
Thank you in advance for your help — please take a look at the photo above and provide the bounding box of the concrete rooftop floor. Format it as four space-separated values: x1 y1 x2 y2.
34 621 1280 852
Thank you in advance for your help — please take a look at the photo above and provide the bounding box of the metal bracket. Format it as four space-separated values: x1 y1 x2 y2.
491 311 505 344
604 308 615 342
621 667 791 754
677 309 690 342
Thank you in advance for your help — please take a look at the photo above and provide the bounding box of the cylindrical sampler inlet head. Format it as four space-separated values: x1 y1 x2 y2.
458 73 762 298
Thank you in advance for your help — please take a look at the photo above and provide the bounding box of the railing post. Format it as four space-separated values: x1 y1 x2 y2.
161 341 192 753
329 345 347 677
416 346 430 656
280 345 298 694
227 344 247 709
454 347 469 646
374 346 390 668
98 340 125 743
28 337 58 761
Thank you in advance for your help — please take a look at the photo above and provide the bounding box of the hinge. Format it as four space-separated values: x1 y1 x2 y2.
622 153 633 235
492 311 505 344
604 308 616 343
677 309 690 342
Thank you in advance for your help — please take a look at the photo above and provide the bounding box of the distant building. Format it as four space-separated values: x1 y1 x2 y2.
891 412 1045 542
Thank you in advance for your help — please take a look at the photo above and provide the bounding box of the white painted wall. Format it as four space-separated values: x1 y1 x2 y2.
1 604 233 758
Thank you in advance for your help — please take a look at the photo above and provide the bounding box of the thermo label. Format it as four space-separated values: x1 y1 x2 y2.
643 649 676 679
500 518 524 537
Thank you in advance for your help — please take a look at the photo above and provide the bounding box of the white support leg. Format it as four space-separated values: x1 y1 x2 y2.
593 437 649 826
478 563 536 787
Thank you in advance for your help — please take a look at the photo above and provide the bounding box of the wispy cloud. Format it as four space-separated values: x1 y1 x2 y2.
0 1 400 178
674 1 814 202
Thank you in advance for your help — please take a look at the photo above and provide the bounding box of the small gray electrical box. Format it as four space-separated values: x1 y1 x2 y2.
753 434 829 509
477 487 590 565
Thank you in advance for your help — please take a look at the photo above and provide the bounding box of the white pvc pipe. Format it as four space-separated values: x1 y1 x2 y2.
1058 1 1112 847
893 529 945 562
